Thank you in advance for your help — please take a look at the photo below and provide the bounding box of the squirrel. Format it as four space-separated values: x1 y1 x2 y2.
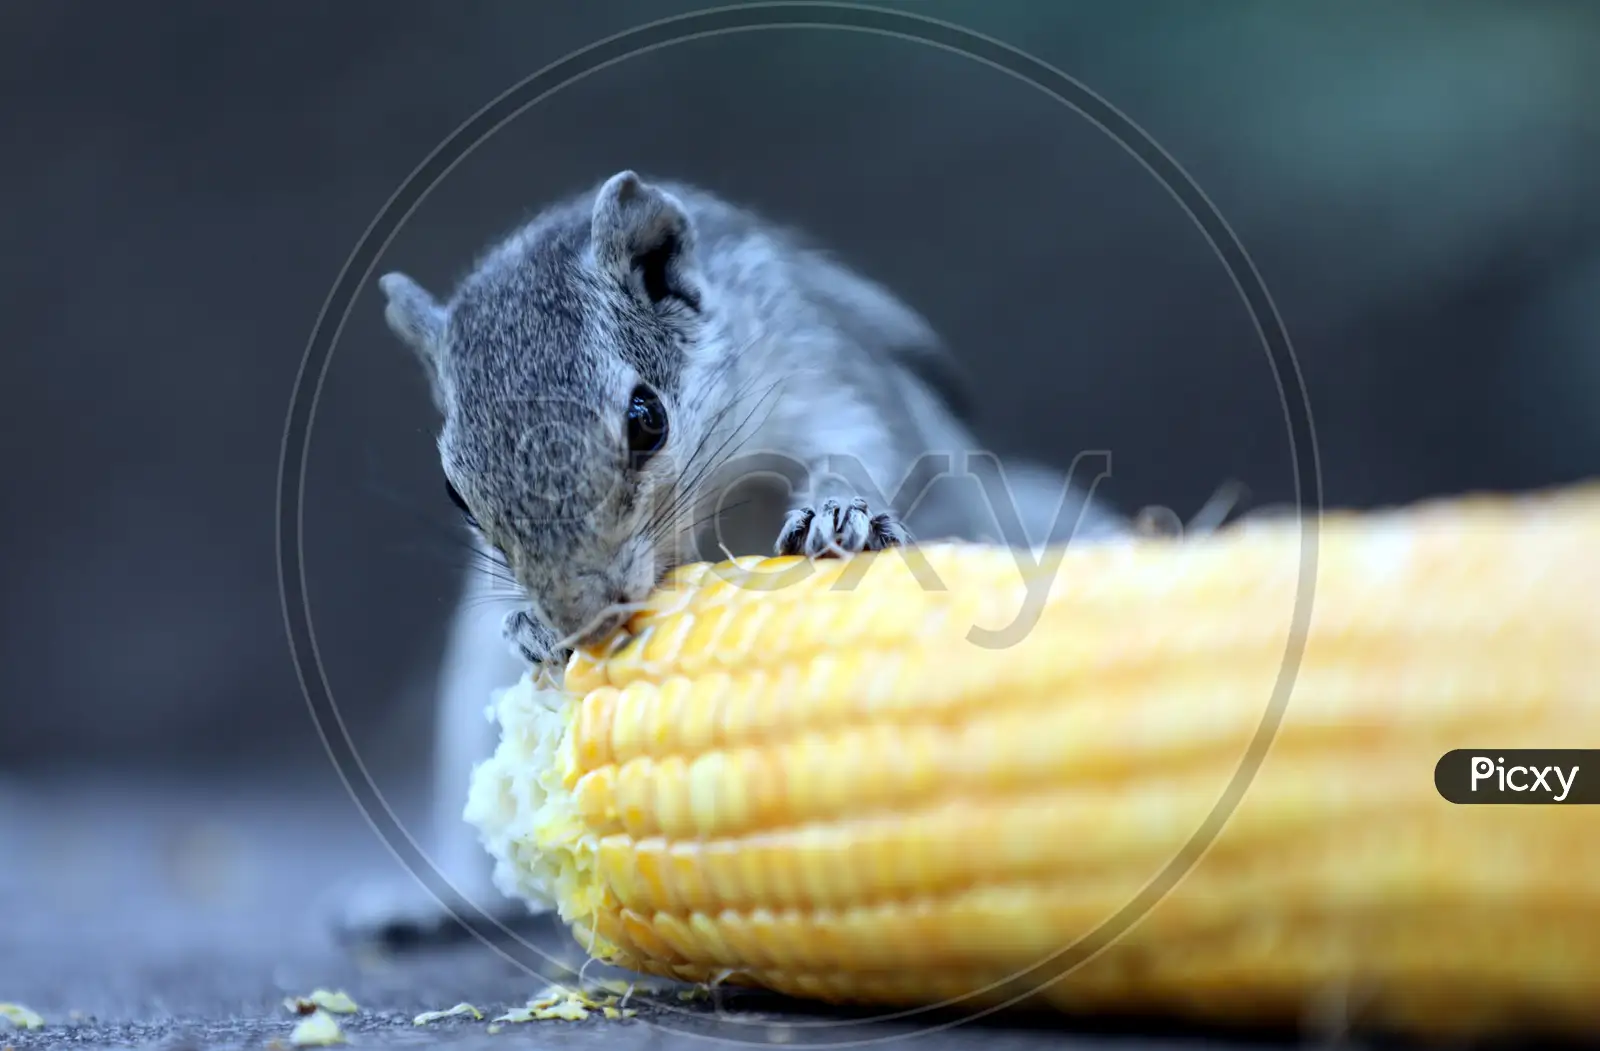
333 170 1127 945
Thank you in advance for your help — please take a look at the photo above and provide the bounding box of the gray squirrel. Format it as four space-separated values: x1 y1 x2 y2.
336 170 1127 944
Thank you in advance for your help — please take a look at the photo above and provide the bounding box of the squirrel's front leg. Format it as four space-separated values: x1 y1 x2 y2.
500 607 570 668
775 496 909 558
771 434 918 558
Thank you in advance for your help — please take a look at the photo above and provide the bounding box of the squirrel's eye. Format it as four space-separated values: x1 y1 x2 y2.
445 480 480 529
625 384 669 468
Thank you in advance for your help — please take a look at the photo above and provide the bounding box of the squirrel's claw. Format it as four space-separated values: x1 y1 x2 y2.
775 497 907 558
501 608 569 667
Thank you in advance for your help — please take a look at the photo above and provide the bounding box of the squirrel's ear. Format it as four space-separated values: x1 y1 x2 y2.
379 272 449 408
379 272 446 356
590 171 702 311
379 272 450 405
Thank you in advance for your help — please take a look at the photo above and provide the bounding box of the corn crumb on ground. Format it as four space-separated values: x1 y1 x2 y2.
464 485 1600 1040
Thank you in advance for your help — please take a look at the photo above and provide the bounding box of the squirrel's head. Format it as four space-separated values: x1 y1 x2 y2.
379 171 720 647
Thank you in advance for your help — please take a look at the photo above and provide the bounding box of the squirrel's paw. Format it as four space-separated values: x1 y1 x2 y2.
501 608 570 667
775 497 908 558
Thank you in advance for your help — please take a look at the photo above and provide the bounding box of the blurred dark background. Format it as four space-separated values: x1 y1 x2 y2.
3 0 1598 788
2 2 1599 1039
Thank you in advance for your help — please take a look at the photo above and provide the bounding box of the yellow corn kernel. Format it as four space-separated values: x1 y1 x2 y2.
464 485 1600 1040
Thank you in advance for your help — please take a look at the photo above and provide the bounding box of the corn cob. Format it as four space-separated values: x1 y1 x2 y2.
464 484 1600 1040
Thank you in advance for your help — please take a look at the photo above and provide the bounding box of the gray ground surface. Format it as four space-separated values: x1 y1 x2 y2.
0 771 1559 1051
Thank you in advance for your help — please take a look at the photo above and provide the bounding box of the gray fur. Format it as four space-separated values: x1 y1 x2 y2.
379 272 449 406
339 170 1125 944
380 169 1117 651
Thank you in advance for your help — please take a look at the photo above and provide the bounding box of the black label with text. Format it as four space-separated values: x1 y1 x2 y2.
1435 749 1599 804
